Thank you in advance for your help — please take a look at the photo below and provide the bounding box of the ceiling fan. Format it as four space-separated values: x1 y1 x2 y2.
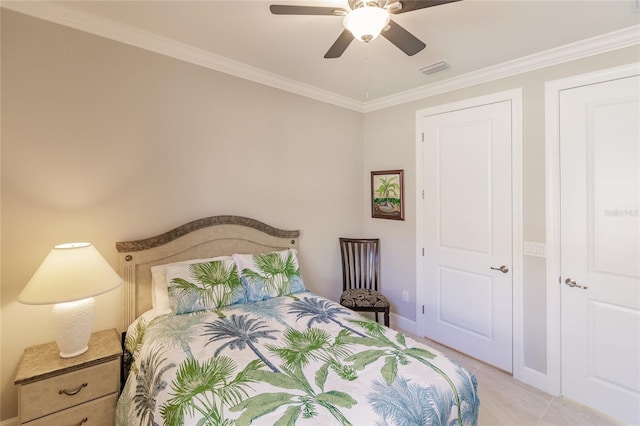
270 0 460 59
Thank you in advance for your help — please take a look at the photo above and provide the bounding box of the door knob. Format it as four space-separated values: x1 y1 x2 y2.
565 278 588 290
490 265 509 273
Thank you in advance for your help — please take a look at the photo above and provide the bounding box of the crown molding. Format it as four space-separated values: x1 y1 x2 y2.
3 1 638 114
363 24 640 112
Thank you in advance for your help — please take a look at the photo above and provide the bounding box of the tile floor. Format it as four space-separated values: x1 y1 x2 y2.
400 331 626 426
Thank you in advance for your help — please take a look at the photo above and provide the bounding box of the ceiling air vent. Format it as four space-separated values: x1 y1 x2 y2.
419 60 449 75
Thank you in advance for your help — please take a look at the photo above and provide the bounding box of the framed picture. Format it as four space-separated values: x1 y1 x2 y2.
371 169 404 220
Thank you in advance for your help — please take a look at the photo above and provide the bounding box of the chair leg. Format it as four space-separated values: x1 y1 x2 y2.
374 312 379 323
384 308 390 327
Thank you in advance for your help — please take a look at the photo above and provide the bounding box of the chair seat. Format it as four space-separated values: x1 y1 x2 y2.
340 288 390 308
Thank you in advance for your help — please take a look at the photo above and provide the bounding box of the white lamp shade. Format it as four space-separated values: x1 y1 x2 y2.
343 6 390 42
19 242 122 305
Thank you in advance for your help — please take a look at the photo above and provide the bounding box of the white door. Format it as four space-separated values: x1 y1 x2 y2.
421 99 513 372
560 74 640 424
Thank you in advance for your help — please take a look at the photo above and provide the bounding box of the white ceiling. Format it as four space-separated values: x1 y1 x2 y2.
4 1 640 110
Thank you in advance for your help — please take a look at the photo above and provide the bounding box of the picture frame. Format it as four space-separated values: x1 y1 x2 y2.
371 169 404 220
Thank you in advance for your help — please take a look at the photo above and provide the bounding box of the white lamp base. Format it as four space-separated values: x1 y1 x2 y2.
51 297 95 358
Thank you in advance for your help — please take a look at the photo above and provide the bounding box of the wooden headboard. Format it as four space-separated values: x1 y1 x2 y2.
115 215 300 328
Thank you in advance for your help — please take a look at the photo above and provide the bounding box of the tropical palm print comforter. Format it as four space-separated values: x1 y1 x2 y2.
116 293 479 425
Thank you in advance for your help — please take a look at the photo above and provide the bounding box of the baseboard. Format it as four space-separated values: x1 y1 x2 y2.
515 365 561 396
390 312 418 335
0 417 19 426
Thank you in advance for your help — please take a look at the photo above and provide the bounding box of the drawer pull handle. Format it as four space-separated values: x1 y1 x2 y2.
71 417 88 426
59 382 87 396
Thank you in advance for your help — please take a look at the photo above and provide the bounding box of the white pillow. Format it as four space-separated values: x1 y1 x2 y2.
150 256 233 315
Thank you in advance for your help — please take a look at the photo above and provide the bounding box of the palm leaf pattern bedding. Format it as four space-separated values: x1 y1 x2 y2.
116 293 479 425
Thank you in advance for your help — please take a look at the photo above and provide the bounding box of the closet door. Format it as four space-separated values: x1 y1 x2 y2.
421 98 514 372
559 74 639 425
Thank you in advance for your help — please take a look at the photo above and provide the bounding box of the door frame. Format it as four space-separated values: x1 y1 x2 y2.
415 88 523 376
544 62 640 396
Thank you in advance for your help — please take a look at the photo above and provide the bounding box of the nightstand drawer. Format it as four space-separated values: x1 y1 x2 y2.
19 359 119 422
24 393 118 426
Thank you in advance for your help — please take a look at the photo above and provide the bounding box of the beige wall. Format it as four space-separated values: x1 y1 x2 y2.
0 10 363 420
363 46 639 372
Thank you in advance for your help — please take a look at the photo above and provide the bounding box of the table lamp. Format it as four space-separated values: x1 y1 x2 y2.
18 242 122 358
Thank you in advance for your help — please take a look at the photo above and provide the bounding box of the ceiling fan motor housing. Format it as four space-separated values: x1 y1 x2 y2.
344 0 391 42
348 0 392 9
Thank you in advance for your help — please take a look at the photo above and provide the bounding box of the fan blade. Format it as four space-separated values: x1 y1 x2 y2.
324 29 354 58
381 20 426 56
269 5 346 15
393 0 461 14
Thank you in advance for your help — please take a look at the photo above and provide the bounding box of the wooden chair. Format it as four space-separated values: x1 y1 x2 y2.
339 238 390 327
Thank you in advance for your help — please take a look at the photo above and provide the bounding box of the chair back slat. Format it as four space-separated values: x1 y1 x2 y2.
339 238 380 292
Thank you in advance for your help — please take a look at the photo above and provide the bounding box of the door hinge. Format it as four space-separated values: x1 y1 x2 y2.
422 305 425 314
422 190 424 199
421 132 424 142
422 247 424 256
559 276 561 284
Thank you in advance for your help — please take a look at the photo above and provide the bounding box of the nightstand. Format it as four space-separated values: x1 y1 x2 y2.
14 329 122 426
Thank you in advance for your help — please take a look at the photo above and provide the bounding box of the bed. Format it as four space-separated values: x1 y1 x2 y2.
115 215 479 425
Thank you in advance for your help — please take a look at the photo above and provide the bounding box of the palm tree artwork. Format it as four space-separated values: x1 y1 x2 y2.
368 370 479 426
133 349 176 426
203 314 280 372
160 356 262 425
267 328 357 381
236 296 291 330
144 314 203 360
288 295 366 337
374 175 400 214
124 316 157 377
341 319 478 426
368 375 453 426
231 328 358 425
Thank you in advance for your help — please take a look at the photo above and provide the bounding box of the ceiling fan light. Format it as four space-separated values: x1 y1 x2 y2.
343 6 390 43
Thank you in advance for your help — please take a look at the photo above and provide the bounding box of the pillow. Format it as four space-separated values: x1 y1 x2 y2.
233 249 307 303
165 257 244 315
150 256 229 315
